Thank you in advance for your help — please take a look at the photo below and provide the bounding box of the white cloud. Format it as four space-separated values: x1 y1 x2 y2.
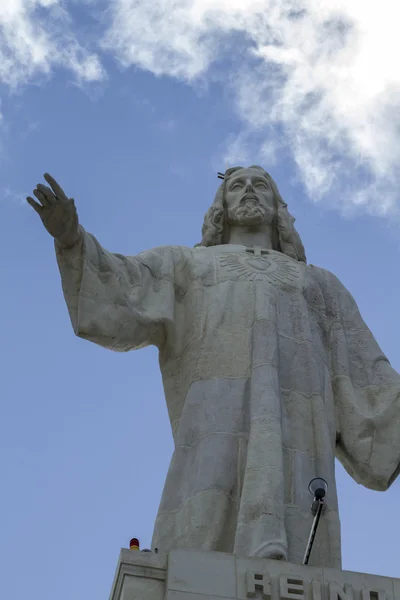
0 0 104 88
156 118 178 134
101 0 400 214
1 184 26 206
1 1 399 214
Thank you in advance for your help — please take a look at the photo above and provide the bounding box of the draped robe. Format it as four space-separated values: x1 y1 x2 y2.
55 227 400 568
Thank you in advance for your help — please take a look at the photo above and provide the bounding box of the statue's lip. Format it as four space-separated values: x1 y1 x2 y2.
241 194 258 202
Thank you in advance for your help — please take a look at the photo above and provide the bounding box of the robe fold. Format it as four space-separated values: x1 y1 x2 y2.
55 226 400 568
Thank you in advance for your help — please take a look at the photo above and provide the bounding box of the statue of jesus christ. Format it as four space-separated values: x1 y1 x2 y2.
27 166 400 569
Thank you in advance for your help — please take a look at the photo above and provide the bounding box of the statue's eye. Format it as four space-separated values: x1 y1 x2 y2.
255 181 268 188
230 182 243 190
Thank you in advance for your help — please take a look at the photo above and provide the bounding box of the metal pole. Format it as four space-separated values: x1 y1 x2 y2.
302 499 324 565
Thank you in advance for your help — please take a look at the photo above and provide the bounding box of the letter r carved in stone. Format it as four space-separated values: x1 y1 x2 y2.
246 570 272 599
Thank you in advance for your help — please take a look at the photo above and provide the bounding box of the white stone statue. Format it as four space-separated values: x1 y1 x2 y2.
27 167 400 569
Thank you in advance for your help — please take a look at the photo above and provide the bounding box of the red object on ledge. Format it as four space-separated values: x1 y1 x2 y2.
129 538 140 551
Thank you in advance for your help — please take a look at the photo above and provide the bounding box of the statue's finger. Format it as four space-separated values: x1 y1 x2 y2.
26 196 43 215
36 183 56 204
43 173 67 200
33 188 49 207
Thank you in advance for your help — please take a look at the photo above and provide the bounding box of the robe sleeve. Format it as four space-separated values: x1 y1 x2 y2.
54 226 175 352
313 266 400 491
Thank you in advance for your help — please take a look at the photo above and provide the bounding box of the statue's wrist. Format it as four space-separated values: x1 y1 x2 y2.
55 226 82 249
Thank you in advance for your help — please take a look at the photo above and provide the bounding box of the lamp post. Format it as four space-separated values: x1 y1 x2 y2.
302 478 328 565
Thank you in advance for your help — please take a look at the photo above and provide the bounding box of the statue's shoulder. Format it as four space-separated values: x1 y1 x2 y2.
136 244 214 276
134 244 215 264
168 244 216 263
305 264 354 317
135 244 192 260
132 245 180 280
306 263 344 290
135 245 213 294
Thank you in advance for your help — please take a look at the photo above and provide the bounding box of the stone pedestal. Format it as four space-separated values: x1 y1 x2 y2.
109 548 400 600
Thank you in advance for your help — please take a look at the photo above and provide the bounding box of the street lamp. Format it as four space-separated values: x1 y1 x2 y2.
303 478 328 565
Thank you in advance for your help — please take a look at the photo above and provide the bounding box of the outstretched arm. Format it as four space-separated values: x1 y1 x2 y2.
28 173 175 352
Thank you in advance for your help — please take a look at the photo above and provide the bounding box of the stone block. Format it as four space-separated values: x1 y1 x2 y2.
166 548 236 598
109 549 167 600
120 576 165 600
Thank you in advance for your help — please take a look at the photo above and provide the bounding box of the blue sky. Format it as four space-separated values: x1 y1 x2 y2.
1 1 400 599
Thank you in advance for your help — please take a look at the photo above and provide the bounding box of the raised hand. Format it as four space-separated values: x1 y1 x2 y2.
27 173 80 248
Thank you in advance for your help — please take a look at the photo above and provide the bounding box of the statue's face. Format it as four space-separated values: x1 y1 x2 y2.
225 168 275 227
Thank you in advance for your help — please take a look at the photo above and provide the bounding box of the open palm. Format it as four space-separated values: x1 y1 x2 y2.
27 173 80 248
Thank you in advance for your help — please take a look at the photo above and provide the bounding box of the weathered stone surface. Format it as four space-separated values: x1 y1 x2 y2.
322 566 395 600
167 549 236 598
393 578 400 600
109 548 167 600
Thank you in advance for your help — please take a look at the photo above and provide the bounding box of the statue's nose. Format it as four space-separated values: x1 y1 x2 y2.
245 180 254 192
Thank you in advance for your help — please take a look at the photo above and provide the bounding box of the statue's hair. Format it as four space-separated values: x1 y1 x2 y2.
196 165 306 263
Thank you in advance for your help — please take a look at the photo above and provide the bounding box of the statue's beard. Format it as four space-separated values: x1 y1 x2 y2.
228 202 274 227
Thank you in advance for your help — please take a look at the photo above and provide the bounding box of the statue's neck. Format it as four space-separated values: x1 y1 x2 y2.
227 224 274 250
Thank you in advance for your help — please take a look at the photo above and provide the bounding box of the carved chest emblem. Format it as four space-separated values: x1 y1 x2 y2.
218 249 302 288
